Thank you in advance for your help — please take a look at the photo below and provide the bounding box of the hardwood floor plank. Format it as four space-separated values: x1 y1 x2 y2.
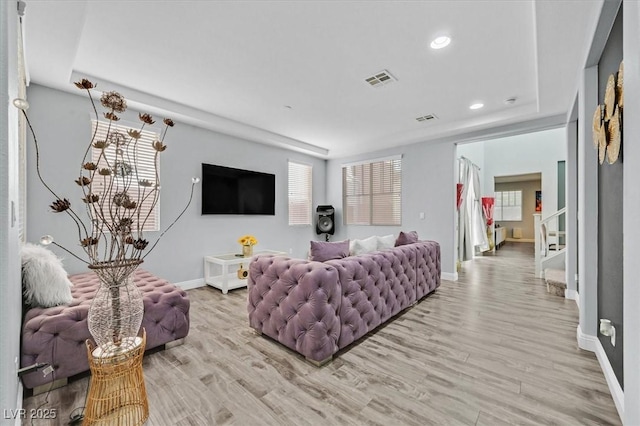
22 242 621 425
475 408 544 426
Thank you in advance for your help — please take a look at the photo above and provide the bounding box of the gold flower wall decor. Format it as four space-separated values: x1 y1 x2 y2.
593 60 624 165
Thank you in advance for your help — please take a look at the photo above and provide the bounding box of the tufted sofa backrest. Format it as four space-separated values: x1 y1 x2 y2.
247 241 441 363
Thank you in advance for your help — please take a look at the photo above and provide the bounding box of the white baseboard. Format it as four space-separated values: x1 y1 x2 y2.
565 289 579 306
505 238 535 243
577 324 598 351
442 272 458 281
576 326 624 420
179 272 462 287
175 278 205 290
14 381 23 426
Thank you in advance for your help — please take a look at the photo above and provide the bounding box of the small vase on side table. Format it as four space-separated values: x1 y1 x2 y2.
486 227 495 251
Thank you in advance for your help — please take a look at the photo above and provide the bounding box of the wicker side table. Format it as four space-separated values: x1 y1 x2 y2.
84 329 149 425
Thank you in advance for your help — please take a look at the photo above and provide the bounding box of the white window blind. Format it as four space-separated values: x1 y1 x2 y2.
495 190 522 221
91 120 160 232
343 156 402 225
288 161 312 225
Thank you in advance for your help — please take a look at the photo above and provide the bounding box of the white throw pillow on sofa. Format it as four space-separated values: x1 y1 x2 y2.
377 234 396 250
21 243 73 307
350 235 379 256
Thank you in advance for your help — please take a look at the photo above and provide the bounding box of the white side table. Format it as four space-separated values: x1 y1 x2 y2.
204 250 286 294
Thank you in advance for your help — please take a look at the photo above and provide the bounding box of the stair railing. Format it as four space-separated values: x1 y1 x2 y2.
534 207 567 278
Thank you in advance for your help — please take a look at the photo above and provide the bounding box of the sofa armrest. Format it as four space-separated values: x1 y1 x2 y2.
248 255 341 362
414 240 441 298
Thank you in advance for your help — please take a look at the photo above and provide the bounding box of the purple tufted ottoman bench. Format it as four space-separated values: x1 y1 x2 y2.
21 269 190 391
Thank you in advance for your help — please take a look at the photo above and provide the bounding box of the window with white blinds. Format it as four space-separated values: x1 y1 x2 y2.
494 190 522 221
91 120 160 231
342 156 402 225
288 161 312 225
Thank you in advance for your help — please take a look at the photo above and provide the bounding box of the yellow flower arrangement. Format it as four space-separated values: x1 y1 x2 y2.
238 235 258 246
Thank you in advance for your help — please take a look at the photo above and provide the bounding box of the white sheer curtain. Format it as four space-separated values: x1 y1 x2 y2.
458 158 489 262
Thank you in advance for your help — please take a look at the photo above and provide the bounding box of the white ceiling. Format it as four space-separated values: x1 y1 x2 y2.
22 0 602 159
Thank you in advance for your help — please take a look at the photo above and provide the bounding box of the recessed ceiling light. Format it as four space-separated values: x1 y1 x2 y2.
430 36 451 50
469 103 484 110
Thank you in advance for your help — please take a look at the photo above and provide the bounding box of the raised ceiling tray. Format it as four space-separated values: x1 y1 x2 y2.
604 74 616 120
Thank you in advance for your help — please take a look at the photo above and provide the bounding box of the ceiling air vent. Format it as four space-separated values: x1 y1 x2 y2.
365 70 397 87
415 114 438 122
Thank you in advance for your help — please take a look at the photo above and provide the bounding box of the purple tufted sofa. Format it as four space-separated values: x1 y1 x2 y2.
247 240 440 364
21 269 190 390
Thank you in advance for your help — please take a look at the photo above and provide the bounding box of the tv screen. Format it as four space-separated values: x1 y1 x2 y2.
201 163 275 215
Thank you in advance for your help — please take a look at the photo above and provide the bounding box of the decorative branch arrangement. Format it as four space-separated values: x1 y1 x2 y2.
15 79 199 351
16 78 199 269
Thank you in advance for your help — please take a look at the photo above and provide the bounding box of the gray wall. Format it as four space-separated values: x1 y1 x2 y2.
1 1 24 421
326 140 455 277
25 84 327 284
597 7 623 389
494 179 541 241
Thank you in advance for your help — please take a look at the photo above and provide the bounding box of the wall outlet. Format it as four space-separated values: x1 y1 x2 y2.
289 248 293 254
419 212 425 220
42 365 54 377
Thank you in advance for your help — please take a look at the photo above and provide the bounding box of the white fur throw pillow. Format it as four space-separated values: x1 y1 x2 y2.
350 235 379 256
377 234 396 251
21 243 73 308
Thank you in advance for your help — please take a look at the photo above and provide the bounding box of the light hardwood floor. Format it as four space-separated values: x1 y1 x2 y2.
24 243 621 425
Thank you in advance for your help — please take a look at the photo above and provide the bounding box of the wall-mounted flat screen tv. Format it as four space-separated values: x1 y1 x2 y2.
201 163 275 215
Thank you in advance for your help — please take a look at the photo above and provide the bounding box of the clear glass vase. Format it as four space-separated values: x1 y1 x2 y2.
87 259 144 355
242 244 253 257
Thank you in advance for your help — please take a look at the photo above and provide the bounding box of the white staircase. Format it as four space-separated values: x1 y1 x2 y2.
534 208 566 278
544 268 567 297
